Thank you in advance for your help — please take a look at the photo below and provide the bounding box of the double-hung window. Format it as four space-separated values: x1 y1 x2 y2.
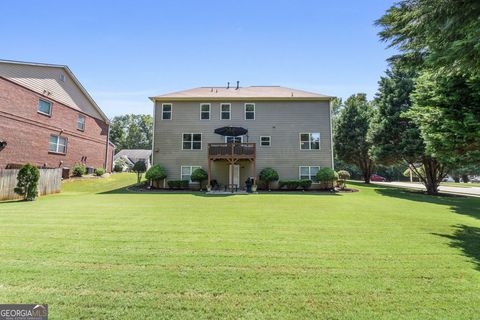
182 133 202 150
38 99 52 116
49 135 67 154
300 133 320 150
77 114 85 131
200 103 211 120
260 136 271 146
162 104 172 120
299 166 320 182
181 166 201 182
220 103 231 120
245 103 255 120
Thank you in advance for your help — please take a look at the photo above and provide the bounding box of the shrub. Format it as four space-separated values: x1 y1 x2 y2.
113 159 125 172
259 167 279 190
316 168 339 190
279 180 299 190
14 163 40 201
132 161 147 184
167 180 189 189
113 163 123 172
299 179 312 190
337 170 351 189
279 180 312 190
72 163 86 177
190 168 208 189
145 164 167 182
94 168 105 176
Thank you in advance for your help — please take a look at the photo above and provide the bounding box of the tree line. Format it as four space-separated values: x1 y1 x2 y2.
334 0 480 195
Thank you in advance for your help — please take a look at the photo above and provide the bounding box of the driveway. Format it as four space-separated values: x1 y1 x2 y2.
373 181 480 197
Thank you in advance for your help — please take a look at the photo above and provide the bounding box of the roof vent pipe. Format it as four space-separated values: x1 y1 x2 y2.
236 81 240 90
227 82 230 89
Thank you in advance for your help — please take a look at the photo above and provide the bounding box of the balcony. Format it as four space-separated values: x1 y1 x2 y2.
208 143 256 160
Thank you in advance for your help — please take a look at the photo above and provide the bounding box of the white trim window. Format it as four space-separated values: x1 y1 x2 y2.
181 166 201 182
161 103 172 120
49 135 67 154
300 133 320 150
225 136 243 143
299 166 320 183
182 133 202 150
77 114 85 131
38 99 52 116
200 103 211 120
245 103 255 120
220 103 231 120
260 136 271 147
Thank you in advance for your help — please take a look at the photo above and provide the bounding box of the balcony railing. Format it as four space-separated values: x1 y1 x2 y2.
208 143 256 159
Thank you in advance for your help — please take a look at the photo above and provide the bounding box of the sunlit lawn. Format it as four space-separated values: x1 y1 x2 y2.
0 173 479 319
441 182 480 188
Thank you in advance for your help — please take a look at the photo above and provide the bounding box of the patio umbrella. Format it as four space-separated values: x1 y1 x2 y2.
214 126 248 136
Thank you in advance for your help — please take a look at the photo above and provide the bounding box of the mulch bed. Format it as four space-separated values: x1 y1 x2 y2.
127 184 359 194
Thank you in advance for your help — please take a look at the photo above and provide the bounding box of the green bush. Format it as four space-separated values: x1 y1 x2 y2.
14 163 40 201
94 168 105 176
337 170 351 189
113 159 124 172
279 180 297 190
190 168 208 189
132 161 147 183
167 180 189 189
145 164 167 182
299 179 312 190
316 168 338 190
72 163 86 177
279 180 312 190
259 167 279 190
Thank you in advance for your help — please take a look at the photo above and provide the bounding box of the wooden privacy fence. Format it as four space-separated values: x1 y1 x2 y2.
0 168 62 201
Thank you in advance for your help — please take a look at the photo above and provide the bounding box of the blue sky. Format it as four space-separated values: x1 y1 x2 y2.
1 0 396 118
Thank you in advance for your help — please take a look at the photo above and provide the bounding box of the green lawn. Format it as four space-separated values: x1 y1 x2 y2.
441 182 480 188
1 174 479 319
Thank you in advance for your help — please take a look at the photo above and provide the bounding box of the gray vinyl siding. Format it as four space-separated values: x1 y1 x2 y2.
153 100 333 186
0 62 104 120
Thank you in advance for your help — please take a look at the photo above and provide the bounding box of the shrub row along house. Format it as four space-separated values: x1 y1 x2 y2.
150 83 334 190
0 59 113 174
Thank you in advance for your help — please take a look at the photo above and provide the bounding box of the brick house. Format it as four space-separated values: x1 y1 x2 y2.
0 59 113 173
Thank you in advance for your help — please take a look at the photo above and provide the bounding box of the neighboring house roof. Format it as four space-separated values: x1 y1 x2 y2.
114 149 152 161
150 86 333 101
0 59 109 123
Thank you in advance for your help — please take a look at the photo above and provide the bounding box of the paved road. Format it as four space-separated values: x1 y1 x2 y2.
373 181 480 197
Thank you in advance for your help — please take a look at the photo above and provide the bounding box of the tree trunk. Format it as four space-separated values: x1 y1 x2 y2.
410 157 447 195
357 158 374 184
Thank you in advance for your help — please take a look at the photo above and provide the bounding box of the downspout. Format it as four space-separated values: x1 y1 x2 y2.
329 98 334 170
151 98 159 188
104 123 110 171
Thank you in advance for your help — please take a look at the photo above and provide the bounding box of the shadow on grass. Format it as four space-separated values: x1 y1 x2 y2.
433 225 480 271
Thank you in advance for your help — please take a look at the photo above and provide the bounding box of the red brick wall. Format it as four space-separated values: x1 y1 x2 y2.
0 77 111 172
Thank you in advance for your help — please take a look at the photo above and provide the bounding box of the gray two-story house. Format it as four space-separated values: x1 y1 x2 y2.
150 84 334 190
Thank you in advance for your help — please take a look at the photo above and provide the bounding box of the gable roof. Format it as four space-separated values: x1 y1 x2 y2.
150 86 333 101
0 59 109 123
114 149 152 160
